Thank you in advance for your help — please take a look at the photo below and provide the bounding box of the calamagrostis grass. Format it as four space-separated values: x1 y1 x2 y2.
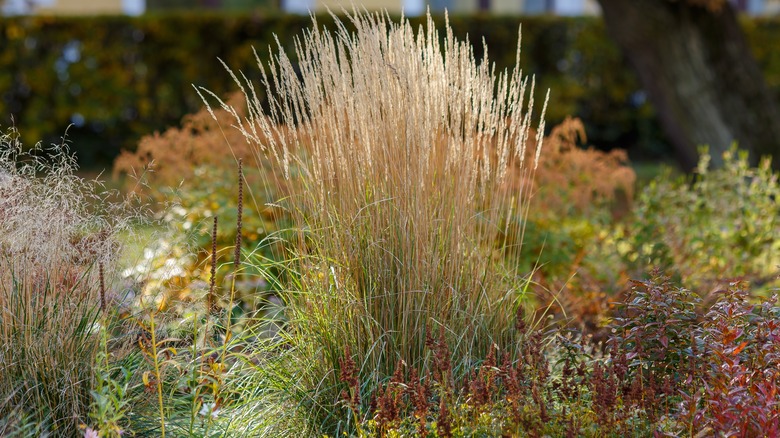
203 11 547 434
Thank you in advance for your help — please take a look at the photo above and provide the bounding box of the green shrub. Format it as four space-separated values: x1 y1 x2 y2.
610 272 700 384
625 147 780 291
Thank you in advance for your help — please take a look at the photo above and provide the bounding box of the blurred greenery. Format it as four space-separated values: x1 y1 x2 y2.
3 14 779 168
147 0 277 11
118 163 289 312
624 147 780 292
0 14 662 169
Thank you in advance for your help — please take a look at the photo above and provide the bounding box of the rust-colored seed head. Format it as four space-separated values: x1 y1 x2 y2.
209 215 218 313
437 395 452 438
98 261 106 312
470 368 488 407
234 158 243 269
515 306 527 335
338 346 359 390
338 346 361 409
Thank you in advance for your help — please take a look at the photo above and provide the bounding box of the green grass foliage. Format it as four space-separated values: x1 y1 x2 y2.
625 147 780 291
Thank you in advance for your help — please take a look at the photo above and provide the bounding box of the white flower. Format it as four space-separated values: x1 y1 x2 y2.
83 427 99 438
199 402 219 419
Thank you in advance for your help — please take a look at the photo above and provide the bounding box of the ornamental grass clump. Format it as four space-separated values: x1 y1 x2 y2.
0 129 131 434
205 10 548 434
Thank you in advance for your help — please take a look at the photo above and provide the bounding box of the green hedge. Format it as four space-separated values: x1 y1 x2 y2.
0 13 776 166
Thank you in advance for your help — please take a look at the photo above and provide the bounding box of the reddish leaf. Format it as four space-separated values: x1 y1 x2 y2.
732 341 749 356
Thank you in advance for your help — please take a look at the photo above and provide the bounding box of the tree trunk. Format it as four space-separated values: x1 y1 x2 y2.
596 0 780 170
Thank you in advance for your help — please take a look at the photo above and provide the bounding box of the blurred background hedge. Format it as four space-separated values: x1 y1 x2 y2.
1 13 778 167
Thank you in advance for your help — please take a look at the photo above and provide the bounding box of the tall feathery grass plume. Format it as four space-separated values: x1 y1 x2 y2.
0 128 134 434
201 10 548 435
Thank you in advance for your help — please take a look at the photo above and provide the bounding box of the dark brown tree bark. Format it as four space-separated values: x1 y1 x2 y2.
596 0 780 170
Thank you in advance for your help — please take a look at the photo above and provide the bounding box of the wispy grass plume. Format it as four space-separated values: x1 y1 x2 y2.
0 129 132 435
